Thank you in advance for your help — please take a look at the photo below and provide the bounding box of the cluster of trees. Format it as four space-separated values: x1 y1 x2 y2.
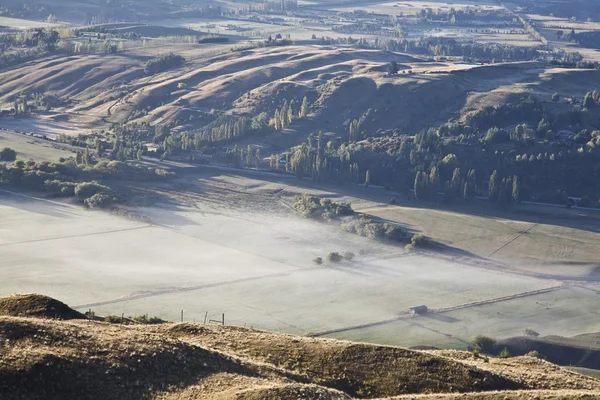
416 6 517 25
143 53 185 75
292 194 412 244
377 37 542 62
0 158 172 208
271 97 310 131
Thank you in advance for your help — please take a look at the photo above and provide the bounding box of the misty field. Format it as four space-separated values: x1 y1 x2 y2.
330 285 600 349
0 185 566 347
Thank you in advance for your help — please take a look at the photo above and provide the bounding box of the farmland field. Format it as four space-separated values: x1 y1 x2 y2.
0 130 75 161
2 171 596 349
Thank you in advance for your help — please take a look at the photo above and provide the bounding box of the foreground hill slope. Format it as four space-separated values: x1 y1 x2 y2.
0 295 599 399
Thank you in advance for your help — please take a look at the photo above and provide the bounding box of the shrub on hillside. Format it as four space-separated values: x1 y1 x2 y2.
143 53 185 75
343 252 355 261
313 257 323 265
498 347 511 359
525 350 543 359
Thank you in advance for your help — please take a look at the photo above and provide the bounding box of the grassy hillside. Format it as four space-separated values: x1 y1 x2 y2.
0 294 599 399
2 45 593 140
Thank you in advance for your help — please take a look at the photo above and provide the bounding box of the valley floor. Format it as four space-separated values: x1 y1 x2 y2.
1 168 599 350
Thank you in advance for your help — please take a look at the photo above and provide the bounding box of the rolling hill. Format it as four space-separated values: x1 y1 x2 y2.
0 294 599 399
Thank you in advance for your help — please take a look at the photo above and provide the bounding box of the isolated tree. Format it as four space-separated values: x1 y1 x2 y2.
488 170 499 201
387 61 399 75
246 145 252 168
349 119 361 142
512 175 520 203
95 139 103 157
300 96 310 118
0 147 17 161
273 109 281 130
552 92 560 102
414 171 428 200
451 167 462 194
47 14 58 24
365 169 370 188
83 147 91 166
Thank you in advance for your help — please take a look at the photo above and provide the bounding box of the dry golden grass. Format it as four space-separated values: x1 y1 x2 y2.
0 293 598 400
159 323 526 397
390 389 600 399
0 294 85 320
430 350 600 391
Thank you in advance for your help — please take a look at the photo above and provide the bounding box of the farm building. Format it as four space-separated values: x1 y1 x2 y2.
409 305 428 315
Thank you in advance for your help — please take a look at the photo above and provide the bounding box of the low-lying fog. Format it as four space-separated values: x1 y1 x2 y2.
1 190 597 348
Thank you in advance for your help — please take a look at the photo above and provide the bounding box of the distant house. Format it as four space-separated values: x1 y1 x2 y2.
409 305 428 315
144 143 161 153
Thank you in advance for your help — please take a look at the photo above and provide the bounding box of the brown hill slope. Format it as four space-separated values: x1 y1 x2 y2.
0 294 599 399
5 45 593 140
0 294 85 320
